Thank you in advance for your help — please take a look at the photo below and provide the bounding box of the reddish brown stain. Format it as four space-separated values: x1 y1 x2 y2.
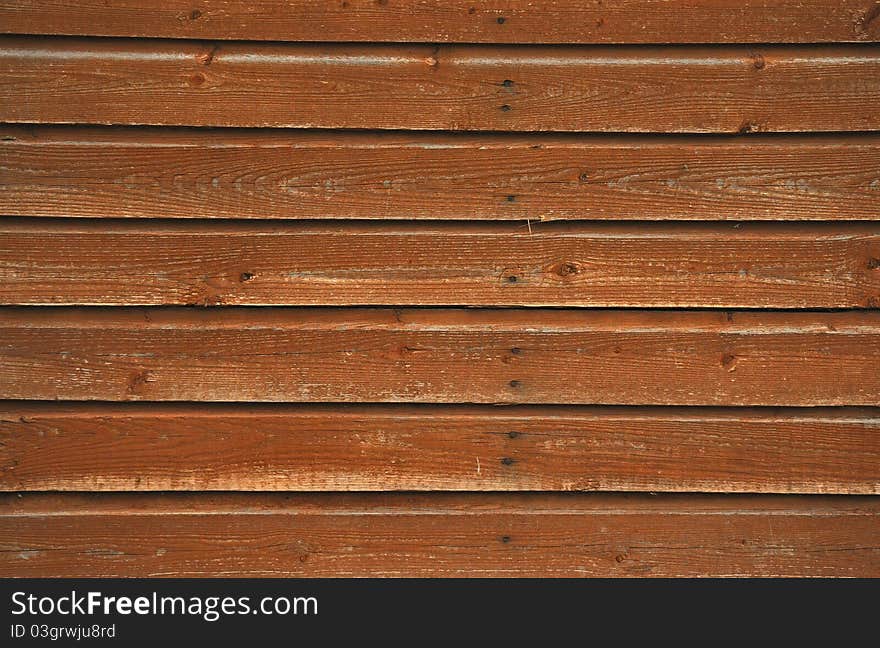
0 0 878 581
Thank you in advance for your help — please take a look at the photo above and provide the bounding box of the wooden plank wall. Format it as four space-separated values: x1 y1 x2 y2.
0 1 878 578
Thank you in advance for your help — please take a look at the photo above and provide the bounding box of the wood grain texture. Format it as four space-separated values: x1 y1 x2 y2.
2 403 878 494
4 127 880 221
3 220 879 308
3 4 879 584
2 308 878 406
2 493 877 577
2 1 879 44
2 38 879 132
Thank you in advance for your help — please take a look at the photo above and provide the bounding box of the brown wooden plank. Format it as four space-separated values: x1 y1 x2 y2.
2 39 878 132
3 219 879 308
2 403 877 494
2 493 877 577
1 308 877 406
1 1 878 44
4 127 880 221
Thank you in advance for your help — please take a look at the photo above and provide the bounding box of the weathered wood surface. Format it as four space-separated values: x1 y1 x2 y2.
2 39 879 132
2 1 878 44
4 127 880 221
2 2 879 581
2 493 877 577
2 403 877 493
3 220 879 308
2 308 878 406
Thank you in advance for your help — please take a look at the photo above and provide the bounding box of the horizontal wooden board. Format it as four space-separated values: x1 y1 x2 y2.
1 308 878 406
3 220 879 308
4 127 880 221
1 1 878 44
2 493 877 577
2 39 879 132
2 403 878 494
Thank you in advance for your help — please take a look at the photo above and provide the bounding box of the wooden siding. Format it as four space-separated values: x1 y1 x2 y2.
3 493 878 577
2 39 879 132
2 404 878 494
2 1 878 44
0 2 877 578
2 308 879 405
3 128 880 221
3 220 879 307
